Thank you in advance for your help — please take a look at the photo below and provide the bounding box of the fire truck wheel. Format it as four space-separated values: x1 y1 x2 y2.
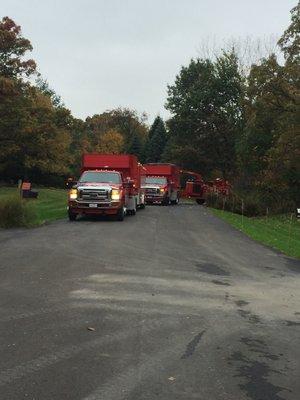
116 207 125 221
163 197 170 206
139 203 145 209
68 210 77 221
196 199 205 205
171 198 179 205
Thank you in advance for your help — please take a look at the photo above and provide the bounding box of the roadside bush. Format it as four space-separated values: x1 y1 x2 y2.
0 195 36 228
207 189 296 217
207 192 265 217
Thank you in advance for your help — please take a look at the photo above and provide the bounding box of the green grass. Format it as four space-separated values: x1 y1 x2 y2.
211 208 300 258
0 186 67 227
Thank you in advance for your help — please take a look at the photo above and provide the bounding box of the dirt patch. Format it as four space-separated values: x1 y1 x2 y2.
211 280 231 286
235 300 249 307
228 337 288 400
237 309 261 324
285 320 300 327
285 258 300 273
195 262 230 276
181 331 205 359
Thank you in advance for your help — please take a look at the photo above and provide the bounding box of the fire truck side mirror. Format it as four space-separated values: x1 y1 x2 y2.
124 179 134 188
66 178 77 189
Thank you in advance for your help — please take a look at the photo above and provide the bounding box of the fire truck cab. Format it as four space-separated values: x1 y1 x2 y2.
68 154 145 221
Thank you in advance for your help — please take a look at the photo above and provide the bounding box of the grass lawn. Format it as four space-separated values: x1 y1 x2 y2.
0 186 67 227
211 208 300 259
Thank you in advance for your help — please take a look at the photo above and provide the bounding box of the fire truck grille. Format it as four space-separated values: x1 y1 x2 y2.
146 188 160 195
79 189 110 201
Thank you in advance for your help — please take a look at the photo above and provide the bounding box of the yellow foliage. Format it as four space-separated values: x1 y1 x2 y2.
95 129 124 154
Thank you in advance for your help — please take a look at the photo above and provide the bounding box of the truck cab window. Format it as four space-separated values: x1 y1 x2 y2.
145 177 167 185
79 171 121 184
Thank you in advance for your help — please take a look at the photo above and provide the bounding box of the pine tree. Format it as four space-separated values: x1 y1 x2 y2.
148 115 161 139
127 133 143 158
144 116 168 162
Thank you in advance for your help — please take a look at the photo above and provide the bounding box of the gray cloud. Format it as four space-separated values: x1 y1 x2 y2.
0 0 295 123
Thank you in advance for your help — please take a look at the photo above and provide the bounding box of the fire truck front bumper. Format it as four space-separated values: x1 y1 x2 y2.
145 195 166 204
68 201 122 215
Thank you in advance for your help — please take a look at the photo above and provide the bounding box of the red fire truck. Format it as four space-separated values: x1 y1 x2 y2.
180 170 207 204
181 171 231 204
68 154 146 221
143 163 180 205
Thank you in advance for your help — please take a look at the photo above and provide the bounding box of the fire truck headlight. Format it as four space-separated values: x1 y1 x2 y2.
69 188 78 200
160 188 166 193
111 189 121 200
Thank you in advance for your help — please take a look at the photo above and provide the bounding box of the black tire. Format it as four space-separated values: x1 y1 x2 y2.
68 210 77 221
171 198 179 205
130 208 136 216
139 203 145 209
129 200 137 215
162 197 170 206
117 207 125 221
196 199 205 205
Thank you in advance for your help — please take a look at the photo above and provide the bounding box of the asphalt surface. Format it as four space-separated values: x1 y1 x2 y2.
0 204 299 400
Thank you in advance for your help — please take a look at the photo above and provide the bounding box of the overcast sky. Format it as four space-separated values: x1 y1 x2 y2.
0 0 296 124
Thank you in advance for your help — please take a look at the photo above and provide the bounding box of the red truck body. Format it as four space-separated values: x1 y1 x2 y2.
206 178 231 196
81 154 141 187
68 154 145 221
181 171 231 204
143 163 180 205
180 170 206 204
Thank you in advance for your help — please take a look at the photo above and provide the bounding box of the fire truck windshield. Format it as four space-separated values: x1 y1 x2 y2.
79 171 121 184
145 177 167 185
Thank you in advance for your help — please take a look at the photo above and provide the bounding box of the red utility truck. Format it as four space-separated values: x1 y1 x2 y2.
181 170 206 204
208 178 231 196
143 163 180 205
68 154 146 221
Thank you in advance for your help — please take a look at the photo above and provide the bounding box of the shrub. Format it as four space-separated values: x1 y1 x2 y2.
206 192 264 217
0 195 36 228
206 189 296 217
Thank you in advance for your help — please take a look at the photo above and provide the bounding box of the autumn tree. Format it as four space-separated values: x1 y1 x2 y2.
278 2 300 62
35 77 64 108
0 17 71 184
237 1 299 201
95 129 124 154
69 118 89 176
0 16 36 78
86 108 148 158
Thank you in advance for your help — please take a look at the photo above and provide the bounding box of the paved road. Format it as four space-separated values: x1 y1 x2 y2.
0 204 299 400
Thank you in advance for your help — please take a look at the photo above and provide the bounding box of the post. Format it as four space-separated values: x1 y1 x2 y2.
241 199 244 228
18 179 22 198
288 213 293 251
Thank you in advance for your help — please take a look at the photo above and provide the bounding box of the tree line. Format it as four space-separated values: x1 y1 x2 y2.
0 3 299 212
0 16 168 186
163 3 299 211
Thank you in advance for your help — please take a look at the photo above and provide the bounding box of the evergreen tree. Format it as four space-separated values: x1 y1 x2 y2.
127 133 143 158
148 115 161 139
144 116 168 162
